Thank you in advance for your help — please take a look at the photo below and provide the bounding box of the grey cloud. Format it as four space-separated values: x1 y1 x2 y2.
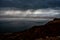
0 8 60 18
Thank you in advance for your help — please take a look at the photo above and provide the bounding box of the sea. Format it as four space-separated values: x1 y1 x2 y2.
0 18 53 33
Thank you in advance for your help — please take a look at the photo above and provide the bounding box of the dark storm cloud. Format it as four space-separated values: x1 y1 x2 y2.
0 0 60 18
0 0 60 9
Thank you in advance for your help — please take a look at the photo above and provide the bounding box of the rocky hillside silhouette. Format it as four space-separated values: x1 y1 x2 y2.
0 18 60 40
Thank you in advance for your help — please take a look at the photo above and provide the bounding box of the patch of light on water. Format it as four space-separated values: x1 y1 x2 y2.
0 18 53 21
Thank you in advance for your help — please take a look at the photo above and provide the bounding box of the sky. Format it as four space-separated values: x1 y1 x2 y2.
0 9 60 18
0 0 60 19
0 0 60 9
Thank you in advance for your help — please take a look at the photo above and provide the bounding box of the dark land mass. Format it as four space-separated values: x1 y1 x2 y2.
0 18 60 40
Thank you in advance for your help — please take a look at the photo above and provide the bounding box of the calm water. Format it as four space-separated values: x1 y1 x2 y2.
0 18 53 33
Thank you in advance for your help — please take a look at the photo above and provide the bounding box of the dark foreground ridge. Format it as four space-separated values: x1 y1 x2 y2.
0 18 60 40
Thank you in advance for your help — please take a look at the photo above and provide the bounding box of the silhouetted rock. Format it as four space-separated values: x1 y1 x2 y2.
54 18 60 21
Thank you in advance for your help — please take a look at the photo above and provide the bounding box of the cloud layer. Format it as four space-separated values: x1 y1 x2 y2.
0 8 60 18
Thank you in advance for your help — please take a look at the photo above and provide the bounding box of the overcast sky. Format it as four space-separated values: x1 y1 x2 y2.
0 0 60 18
0 0 60 9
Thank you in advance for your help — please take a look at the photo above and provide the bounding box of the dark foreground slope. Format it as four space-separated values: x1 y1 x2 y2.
0 18 60 40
